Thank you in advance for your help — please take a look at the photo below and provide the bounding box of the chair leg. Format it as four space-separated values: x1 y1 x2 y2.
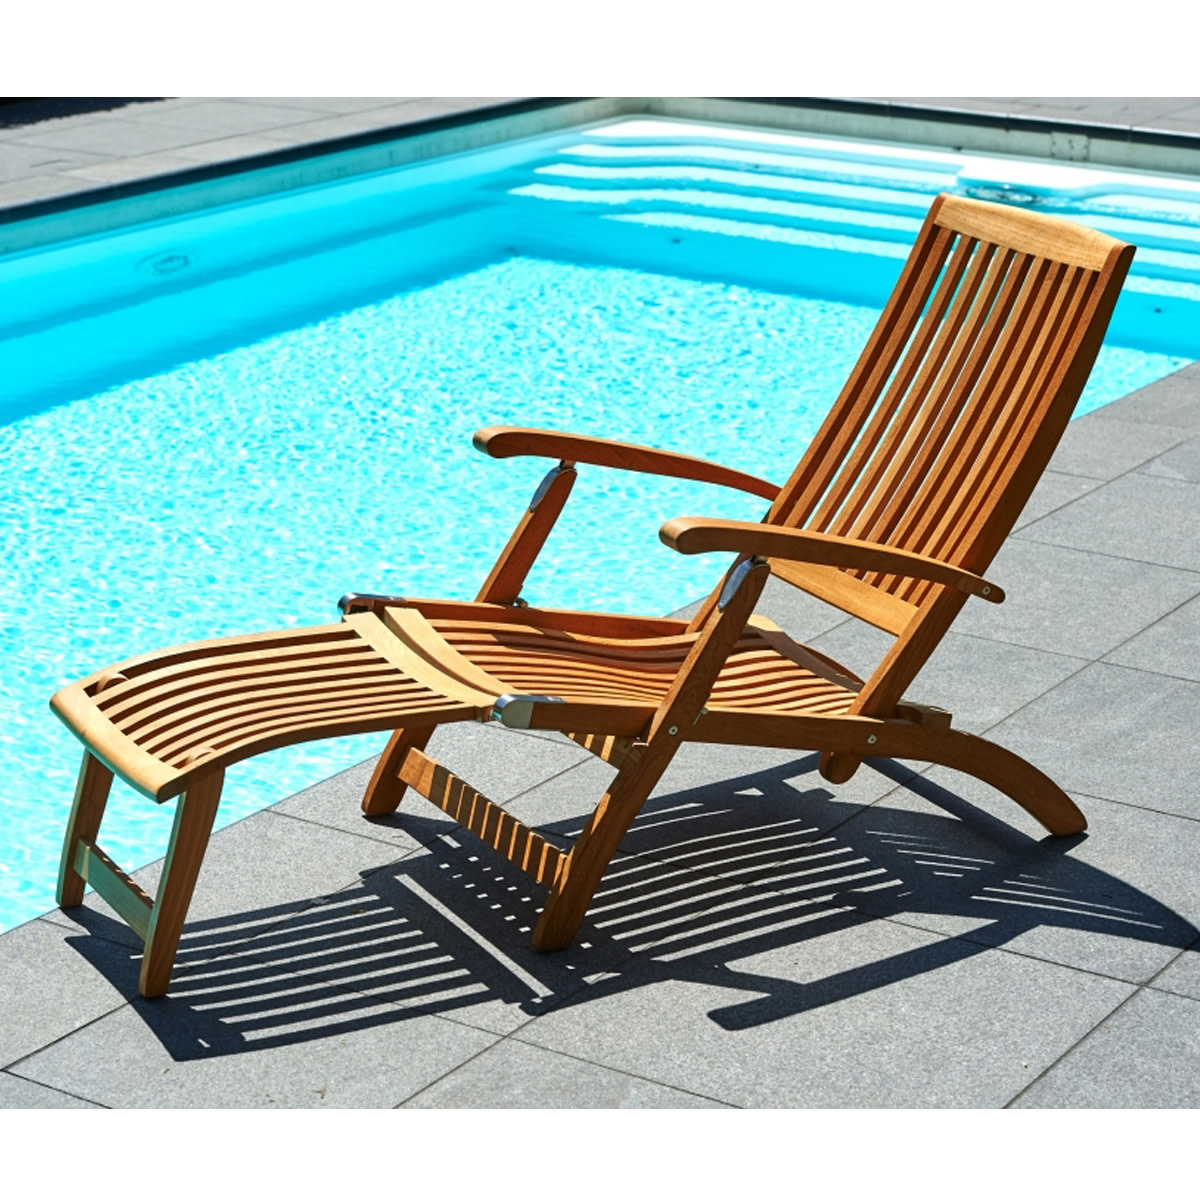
532 739 676 952
915 727 1087 836
138 768 223 998
362 726 434 816
57 751 114 908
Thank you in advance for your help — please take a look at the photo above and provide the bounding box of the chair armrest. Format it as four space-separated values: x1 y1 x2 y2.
473 427 780 501
659 517 1005 603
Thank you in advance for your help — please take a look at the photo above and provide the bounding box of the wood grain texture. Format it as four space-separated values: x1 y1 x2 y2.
474 426 780 500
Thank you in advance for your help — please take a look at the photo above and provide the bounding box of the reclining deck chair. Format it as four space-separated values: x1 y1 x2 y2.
51 194 1135 996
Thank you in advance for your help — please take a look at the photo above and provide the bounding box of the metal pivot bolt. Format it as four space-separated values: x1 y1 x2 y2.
668 725 679 736
981 585 991 596
867 734 877 745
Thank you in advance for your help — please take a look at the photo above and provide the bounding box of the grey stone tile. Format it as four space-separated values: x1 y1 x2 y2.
1011 988 1200 1107
10 118 218 157
1098 362 1200 433
1048 415 1190 480
218 839 637 1038
123 100 335 137
983 662 1200 821
1104 592 1200 682
263 100 516 147
0 174 89 208
238 98 416 114
272 755 436 851
61 152 203 185
810 620 1087 731
1139 435 1200 484
952 537 1200 659
1150 940 1200 1002
0 140 109 182
12 986 497 1107
168 133 300 165
1012 470 1104 532
404 1036 726 1107
0 919 137 1068
514 917 1132 1107
0 1071 101 1109
831 781 1200 984
504 741 908 863
1021 473 1200 573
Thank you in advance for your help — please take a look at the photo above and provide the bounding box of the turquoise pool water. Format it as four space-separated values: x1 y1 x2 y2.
2 117 1198 931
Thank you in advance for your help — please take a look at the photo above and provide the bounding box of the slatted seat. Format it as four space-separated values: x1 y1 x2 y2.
52 193 1137 996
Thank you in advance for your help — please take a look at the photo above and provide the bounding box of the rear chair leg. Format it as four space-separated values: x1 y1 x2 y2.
57 751 114 908
139 768 223 997
362 726 435 816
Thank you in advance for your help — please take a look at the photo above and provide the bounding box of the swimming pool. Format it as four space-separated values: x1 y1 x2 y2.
2 116 1199 931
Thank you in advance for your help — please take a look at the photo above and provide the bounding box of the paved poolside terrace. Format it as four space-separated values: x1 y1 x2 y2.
3 98 1200 1109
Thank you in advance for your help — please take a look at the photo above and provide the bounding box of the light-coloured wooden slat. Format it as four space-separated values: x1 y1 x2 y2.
408 599 690 639
564 731 637 768
82 624 359 696
98 650 389 722
399 749 565 887
935 193 1121 272
767 215 958 529
835 242 1015 555
151 692 467 764
75 841 152 940
809 234 984 533
134 679 433 752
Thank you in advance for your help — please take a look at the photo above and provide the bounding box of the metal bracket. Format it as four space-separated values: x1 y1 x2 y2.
491 693 566 729
337 592 407 616
528 461 571 512
717 557 766 611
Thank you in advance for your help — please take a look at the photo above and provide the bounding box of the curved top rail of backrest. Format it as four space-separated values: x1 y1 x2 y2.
760 193 1135 650
933 193 1123 272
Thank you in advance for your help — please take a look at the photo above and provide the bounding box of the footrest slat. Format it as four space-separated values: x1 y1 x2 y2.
399 749 565 887
75 842 153 940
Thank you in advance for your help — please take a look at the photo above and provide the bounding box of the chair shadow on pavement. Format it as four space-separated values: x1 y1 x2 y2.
65 753 1199 1061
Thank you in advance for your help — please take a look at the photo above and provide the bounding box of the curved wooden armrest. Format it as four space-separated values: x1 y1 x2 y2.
473 427 780 501
659 517 1005 603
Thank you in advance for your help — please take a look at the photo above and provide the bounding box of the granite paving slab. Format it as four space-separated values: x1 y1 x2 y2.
0 1071 100 1108
403 1036 728 1108
0 918 139 1067
809 622 1088 729
980 661 1200 821
948 538 1200 660
1139 434 1200 483
1020 472 1200 573
1103 591 1200 682
1099 362 1200 431
512 916 1133 1108
826 779 1200 984
40 804 413 965
195 838 642 1039
1011 987 1200 1108
1148 937 1200 1002
1047 414 1191 479
1012 470 1104 532
9 989 498 1108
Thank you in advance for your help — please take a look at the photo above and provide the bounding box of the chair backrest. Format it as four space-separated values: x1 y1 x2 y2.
740 194 1134 715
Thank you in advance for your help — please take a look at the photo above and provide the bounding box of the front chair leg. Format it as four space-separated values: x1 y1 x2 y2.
139 768 223 998
532 739 676 952
362 726 435 816
57 751 115 908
